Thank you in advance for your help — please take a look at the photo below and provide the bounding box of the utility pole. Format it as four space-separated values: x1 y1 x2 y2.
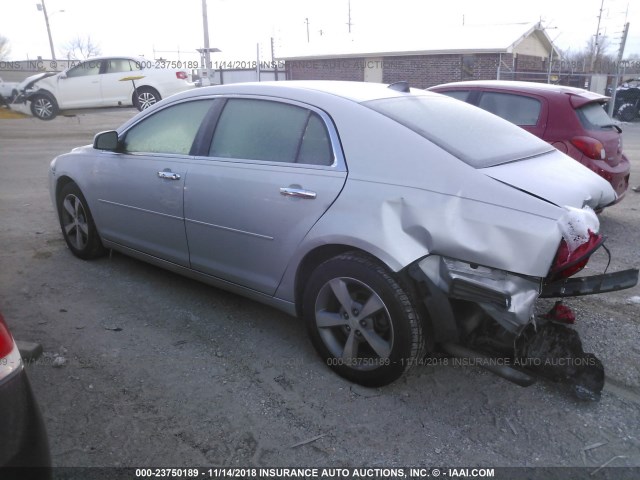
202 0 211 82
590 0 605 72
38 0 56 61
607 22 630 117
271 37 278 81
347 0 353 33
305 17 310 43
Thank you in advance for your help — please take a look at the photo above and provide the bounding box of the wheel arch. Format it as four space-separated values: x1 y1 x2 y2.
294 244 374 318
27 88 57 102
292 245 424 315
55 175 77 204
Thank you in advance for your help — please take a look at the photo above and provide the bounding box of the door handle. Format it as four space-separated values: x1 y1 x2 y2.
279 187 316 199
158 171 181 180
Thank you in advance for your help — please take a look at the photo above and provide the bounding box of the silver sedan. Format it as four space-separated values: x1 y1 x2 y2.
48 81 638 397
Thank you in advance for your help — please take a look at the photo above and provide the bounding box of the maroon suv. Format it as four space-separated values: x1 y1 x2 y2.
429 80 630 203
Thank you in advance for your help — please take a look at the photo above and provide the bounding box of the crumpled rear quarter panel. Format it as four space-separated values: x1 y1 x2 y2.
276 103 568 302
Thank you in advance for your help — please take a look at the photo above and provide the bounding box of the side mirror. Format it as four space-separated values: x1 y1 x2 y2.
59 73 67 80
93 130 119 151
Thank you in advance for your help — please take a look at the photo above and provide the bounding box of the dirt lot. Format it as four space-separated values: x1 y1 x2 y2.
1 108 639 476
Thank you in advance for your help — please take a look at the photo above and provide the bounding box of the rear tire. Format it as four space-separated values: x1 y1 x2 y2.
303 252 425 387
133 87 161 111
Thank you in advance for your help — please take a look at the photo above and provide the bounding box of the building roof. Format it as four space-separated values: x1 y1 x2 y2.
278 22 561 60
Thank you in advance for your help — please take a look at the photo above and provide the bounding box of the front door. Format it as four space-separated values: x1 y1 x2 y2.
57 59 102 108
92 99 215 266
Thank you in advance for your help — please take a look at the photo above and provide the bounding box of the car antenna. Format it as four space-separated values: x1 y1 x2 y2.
388 81 410 93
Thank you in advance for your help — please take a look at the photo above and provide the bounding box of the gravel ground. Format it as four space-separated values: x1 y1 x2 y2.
0 108 639 476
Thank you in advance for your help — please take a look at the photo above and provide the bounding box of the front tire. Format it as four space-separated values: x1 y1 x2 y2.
133 87 161 111
30 94 58 120
57 182 106 259
303 252 425 387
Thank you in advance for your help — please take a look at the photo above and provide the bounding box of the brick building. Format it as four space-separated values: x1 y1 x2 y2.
279 23 559 88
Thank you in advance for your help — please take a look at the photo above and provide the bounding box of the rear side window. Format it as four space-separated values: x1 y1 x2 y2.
297 114 334 165
105 58 137 74
209 98 333 165
576 102 614 129
438 90 471 102
123 100 214 154
478 92 541 126
364 95 553 168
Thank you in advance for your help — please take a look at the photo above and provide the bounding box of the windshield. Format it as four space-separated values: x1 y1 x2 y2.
364 95 554 168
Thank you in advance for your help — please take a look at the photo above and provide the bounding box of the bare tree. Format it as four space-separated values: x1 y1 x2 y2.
559 37 617 74
0 34 10 60
62 35 102 60
585 35 618 73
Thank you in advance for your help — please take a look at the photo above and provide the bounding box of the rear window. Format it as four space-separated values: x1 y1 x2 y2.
364 95 553 168
576 101 615 130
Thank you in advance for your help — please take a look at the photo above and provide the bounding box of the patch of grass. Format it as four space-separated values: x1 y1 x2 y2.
0 108 30 119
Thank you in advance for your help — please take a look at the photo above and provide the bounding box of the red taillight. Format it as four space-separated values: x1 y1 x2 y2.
549 230 604 280
571 136 606 160
175 71 188 80
0 313 16 359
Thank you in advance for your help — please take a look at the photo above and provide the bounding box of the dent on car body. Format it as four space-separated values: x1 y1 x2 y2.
414 205 606 333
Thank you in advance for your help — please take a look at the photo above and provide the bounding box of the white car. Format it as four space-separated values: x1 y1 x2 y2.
26 56 195 120
0 77 19 101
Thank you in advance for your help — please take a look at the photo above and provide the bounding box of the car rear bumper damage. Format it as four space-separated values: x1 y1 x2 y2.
408 254 638 400
541 268 639 297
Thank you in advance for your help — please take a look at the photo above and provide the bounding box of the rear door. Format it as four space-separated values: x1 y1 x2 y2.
184 97 347 295
100 58 141 106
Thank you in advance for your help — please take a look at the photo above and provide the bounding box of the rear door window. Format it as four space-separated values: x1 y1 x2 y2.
478 92 542 126
209 98 334 166
104 58 138 74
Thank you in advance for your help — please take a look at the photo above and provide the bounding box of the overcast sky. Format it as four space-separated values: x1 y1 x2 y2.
2 0 638 63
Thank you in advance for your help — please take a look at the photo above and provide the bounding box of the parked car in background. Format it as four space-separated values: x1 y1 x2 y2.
609 78 640 122
23 56 195 120
0 77 19 101
429 80 631 202
0 312 51 478
48 81 637 399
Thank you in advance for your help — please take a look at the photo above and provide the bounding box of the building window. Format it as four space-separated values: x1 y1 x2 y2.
462 55 475 80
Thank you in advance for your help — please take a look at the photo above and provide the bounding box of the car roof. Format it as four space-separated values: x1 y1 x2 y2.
430 80 608 102
174 80 436 104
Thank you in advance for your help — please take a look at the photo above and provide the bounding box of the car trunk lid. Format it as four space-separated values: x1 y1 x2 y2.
481 149 616 210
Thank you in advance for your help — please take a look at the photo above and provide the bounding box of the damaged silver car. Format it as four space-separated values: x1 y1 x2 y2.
48 81 638 399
